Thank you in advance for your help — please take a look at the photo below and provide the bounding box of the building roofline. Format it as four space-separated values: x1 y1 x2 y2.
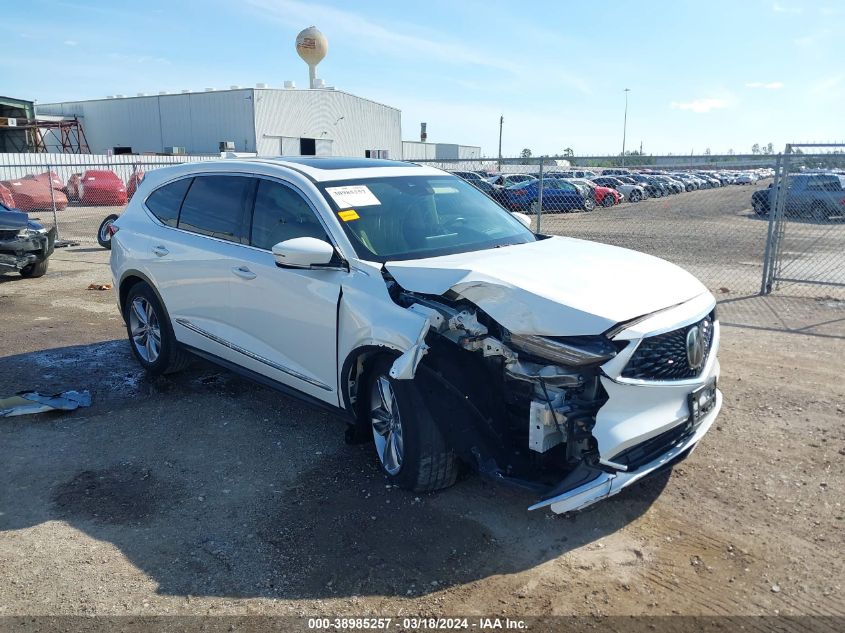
37 87 400 113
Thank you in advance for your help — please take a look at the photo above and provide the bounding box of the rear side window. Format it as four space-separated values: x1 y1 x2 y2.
145 178 191 227
250 179 328 250
178 175 253 243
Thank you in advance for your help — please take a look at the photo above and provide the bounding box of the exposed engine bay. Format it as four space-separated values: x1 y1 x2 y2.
381 279 621 493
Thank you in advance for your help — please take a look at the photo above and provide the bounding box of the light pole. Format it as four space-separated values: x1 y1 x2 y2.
621 88 630 166
497 115 503 170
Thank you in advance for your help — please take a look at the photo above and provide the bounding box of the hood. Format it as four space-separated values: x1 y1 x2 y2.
0 207 28 232
385 236 709 336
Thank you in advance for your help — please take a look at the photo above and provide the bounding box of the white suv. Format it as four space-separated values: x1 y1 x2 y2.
110 157 721 514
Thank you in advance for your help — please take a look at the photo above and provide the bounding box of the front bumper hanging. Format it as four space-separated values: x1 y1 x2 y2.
528 390 722 514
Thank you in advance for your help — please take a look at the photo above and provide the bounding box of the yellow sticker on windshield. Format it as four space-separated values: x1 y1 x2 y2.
338 209 360 221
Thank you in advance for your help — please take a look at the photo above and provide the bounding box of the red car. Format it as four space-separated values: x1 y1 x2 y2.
571 179 621 207
29 171 67 194
126 169 145 200
593 184 622 207
0 178 69 211
0 183 15 208
68 170 128 206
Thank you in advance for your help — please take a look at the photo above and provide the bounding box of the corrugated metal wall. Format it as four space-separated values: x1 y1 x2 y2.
253 89 401 158
36 90 256 154
401 141 438 160
402 142 482 160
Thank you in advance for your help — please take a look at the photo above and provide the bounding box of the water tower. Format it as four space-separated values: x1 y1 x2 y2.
295 26 328 89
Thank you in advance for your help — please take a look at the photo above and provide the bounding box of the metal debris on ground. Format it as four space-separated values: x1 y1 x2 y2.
0 390 92 417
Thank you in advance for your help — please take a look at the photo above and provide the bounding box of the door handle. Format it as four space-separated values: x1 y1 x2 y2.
153 245 169 257
232 265 257 280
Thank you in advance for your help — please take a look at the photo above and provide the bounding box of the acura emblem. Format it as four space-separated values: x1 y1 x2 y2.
686 325 705 370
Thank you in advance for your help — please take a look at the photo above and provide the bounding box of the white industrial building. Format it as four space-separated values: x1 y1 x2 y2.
36 86 402 158
402 141 481 161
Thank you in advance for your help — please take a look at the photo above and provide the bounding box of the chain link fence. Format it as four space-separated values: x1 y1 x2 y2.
0 153 215 245
3 148 842 318
761 144 845 298
423 156 777 301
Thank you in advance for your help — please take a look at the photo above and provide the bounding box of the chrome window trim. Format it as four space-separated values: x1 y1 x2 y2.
174 318 333 392
142 170 349 259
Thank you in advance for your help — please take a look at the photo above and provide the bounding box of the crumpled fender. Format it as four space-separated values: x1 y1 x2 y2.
337 264 433 390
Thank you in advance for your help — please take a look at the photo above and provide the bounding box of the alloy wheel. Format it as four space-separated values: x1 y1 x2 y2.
370 375 404 475
128 296 162 363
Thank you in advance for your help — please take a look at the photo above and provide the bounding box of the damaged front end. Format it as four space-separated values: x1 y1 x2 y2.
384 283 621 506
383 277 721 515
0 207 56 275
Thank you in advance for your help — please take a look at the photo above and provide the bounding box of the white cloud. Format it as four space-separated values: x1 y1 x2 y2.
773 2 802 13
745 81 784 89
794 29 832 48
810 74 843 95
64 40 78 46
670 98 729 113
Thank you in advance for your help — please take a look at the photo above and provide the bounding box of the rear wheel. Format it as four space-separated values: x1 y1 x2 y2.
583 197 596 211
97 214 120 249
367 357 458 492
809 201 829 223
20 259 49 278
602 194 615 207
629 190 642 203
124 282 192 375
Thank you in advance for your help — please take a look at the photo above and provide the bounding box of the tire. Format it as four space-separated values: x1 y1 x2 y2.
629 190 642 203
601 194 614 207
583 197 596 212
97 214 120 249
124 282 193 375
809 201 829 223
20 259 49 278
752 199 768 217
366 356 458 492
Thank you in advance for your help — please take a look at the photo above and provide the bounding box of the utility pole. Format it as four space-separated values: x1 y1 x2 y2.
498 115 504 170
621 88 630 166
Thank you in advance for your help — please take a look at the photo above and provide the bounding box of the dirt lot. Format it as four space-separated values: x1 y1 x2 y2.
1 185 844 620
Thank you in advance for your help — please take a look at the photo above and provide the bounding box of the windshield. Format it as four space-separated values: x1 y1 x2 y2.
318 175 536 263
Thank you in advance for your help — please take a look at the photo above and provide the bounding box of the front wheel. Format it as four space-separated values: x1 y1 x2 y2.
367 357 458 492
20 259 49 278
629 190 642 203
583 197 596 211
97 214 120 249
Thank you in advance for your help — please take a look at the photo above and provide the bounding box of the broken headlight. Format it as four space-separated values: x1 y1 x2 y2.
507 333 620 367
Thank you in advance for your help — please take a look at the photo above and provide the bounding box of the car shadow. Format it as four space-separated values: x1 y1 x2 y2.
0 340 671 600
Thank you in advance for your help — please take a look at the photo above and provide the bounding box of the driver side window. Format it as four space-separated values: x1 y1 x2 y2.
250 179 328 251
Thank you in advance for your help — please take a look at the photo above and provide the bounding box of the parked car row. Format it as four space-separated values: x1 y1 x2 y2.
0 168 144 213
450 166 772 213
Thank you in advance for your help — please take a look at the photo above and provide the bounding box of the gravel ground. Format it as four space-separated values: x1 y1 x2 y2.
1 186 844 620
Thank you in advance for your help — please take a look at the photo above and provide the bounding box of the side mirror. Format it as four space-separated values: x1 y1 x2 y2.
272 237 336 268
512 212 532 229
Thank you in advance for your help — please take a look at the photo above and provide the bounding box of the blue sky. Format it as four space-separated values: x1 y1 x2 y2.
3 0 843 156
